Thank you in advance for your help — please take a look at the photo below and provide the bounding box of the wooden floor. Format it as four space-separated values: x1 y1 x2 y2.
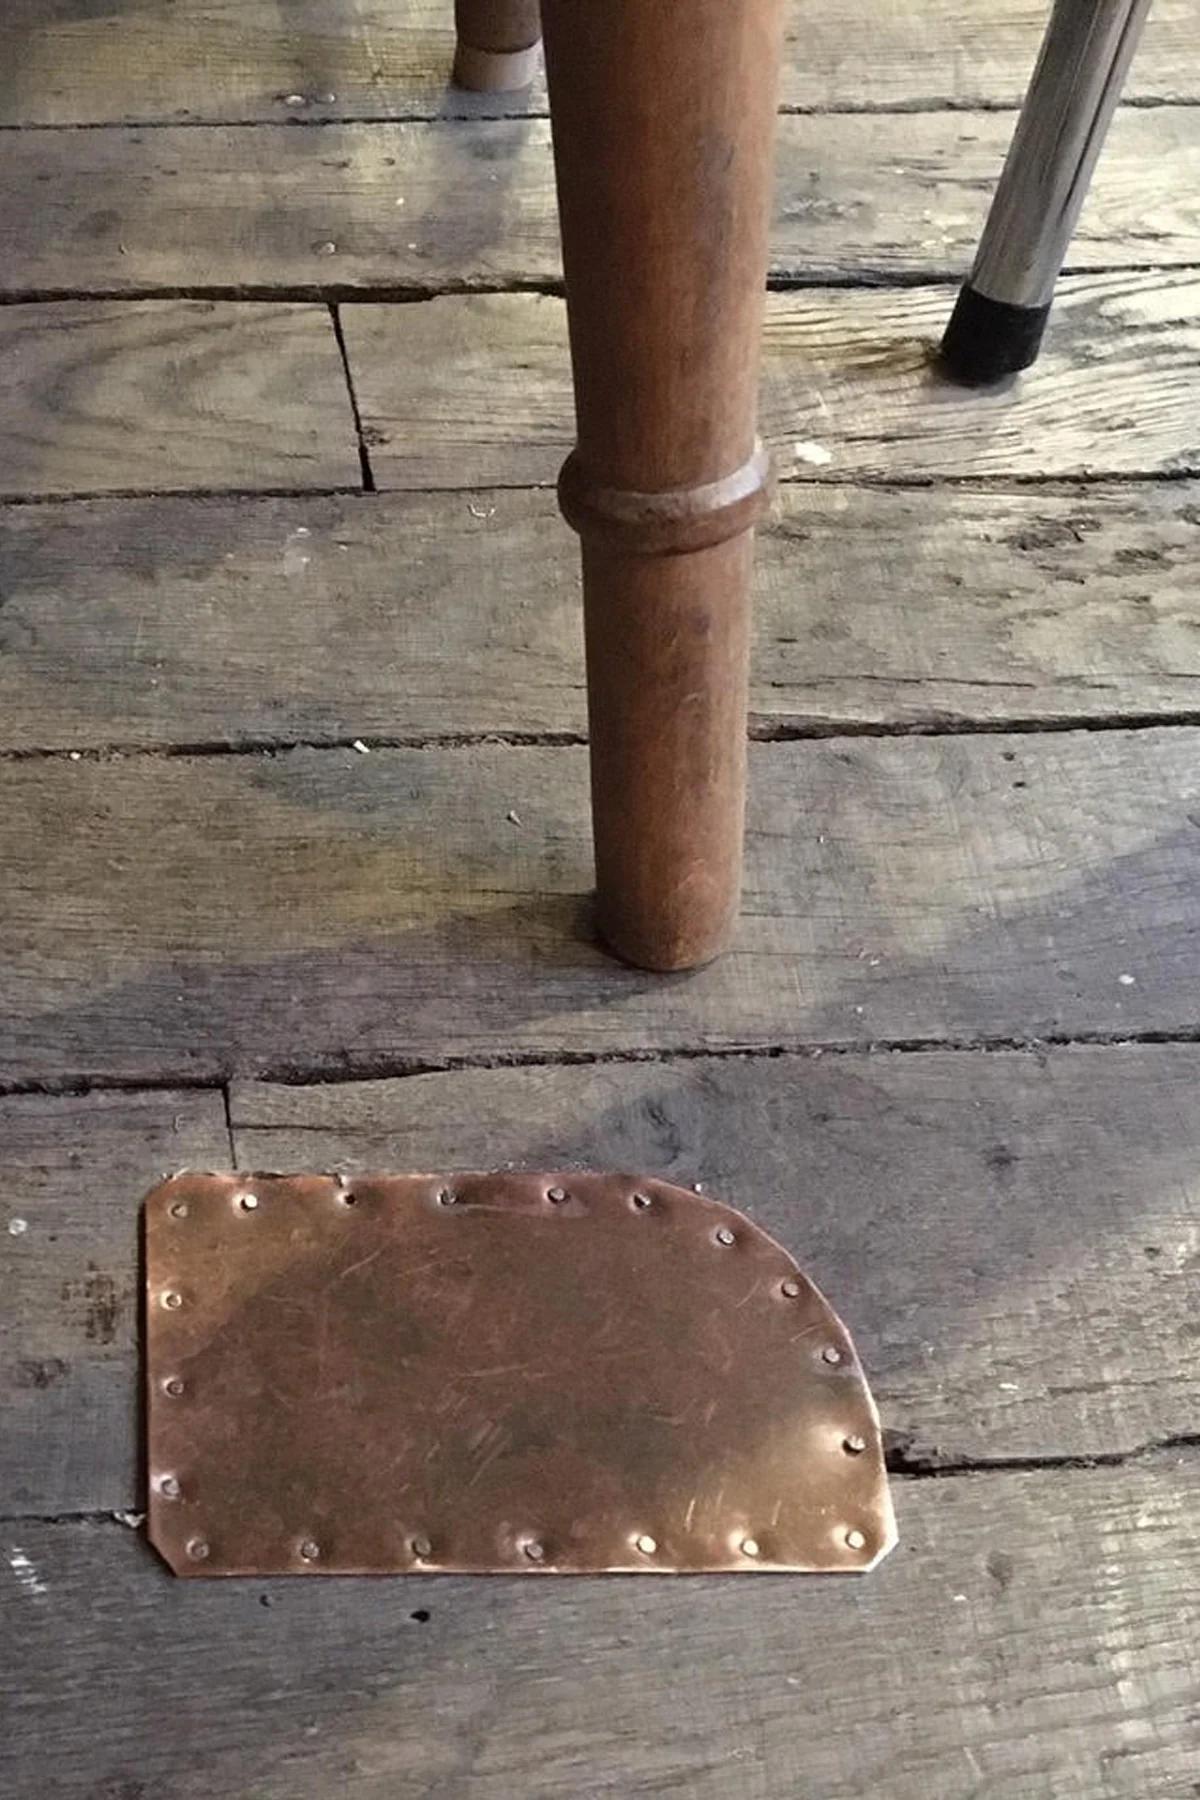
2 4 1199 1795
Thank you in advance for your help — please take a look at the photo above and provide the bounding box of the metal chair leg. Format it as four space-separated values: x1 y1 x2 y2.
941 0 1153 383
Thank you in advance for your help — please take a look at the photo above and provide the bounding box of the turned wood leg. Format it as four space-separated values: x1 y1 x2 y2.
541 0 786 971
453 0 542 93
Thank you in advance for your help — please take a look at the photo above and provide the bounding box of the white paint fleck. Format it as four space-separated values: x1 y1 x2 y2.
111 1511 146 1530
283 528 313 577
793 439 834 468
952 1592 967 1604
1119 973 1136 987
7 1218 28 1236
352 739 371 755
998 1381 1020 1392
469 502 496 521
8 1549 47 1596
68 751 82 762
506 810 522 826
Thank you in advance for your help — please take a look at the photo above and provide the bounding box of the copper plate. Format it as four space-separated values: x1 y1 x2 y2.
144 1172 896 1577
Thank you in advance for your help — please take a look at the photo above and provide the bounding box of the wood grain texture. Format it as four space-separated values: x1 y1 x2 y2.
0 302 360 498
6 729 1200 1084
6 480 1200 754
8 1046 1193 1513
343 270 1200 490
232 1046 1200 1468
0 0 1193 123
0 1090 229 1516
4 1052 1190 1519
5 107 1200 297
3 1462 1197 1798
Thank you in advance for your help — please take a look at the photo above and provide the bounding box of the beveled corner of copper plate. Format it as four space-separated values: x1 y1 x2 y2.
144 1172 897 1577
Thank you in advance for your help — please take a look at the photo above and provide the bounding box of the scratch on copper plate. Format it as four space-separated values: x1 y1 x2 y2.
733 1278 765 1312
771 1499 782 1527
703 1398 717 1426
333 1245 386 1285
458 1362 544 1380
706 1319 735 1374
467 1428 511 1489
788 1322 825 1346
684 1496 697 1532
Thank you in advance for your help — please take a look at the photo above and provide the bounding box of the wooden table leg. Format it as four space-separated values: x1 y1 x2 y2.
541 0 786 971
453 0 542 93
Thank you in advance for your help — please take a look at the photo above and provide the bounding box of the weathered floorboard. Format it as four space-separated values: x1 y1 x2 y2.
5 731 1200 1084
0 1091 230 1516
5 482 1200 754
343 272 1200 490
3 1463 1197 1799
232 1047 1199 1467
0 302 360 497
4 1047 1193 1514
0 0 1193 124
5 108 1200 296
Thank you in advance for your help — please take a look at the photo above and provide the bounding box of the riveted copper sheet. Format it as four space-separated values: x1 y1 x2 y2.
144 1172 896 1577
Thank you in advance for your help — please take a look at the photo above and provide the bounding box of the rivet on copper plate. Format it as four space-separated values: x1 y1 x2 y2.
845 1529 867 1551
741 1537 761 1558
631 1192 652 1210
844 1435 867 1456
715 1228 736 1247
187 1538 211 1561
546 1186 569 1205
436 1189 457 1208
337 1185 358 1207
635 1534 658 1556
236 1192 259 1212
781 1278 802 1299
299 1539 321 1562
159 1475 182 1499
822 1345 843 1365
163 1377 185 1398
523 1540 546 1562
162 1290 183 1310
169 1201 189 1220
411 1535 433 1559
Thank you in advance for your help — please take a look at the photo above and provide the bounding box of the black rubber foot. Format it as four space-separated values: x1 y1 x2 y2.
939 284 1052 384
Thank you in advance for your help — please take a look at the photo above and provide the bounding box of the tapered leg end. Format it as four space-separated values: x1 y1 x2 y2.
939 284 1052 384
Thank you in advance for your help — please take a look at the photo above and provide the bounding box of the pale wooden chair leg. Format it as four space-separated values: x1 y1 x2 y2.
452 0 542 93
541 0 786 971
